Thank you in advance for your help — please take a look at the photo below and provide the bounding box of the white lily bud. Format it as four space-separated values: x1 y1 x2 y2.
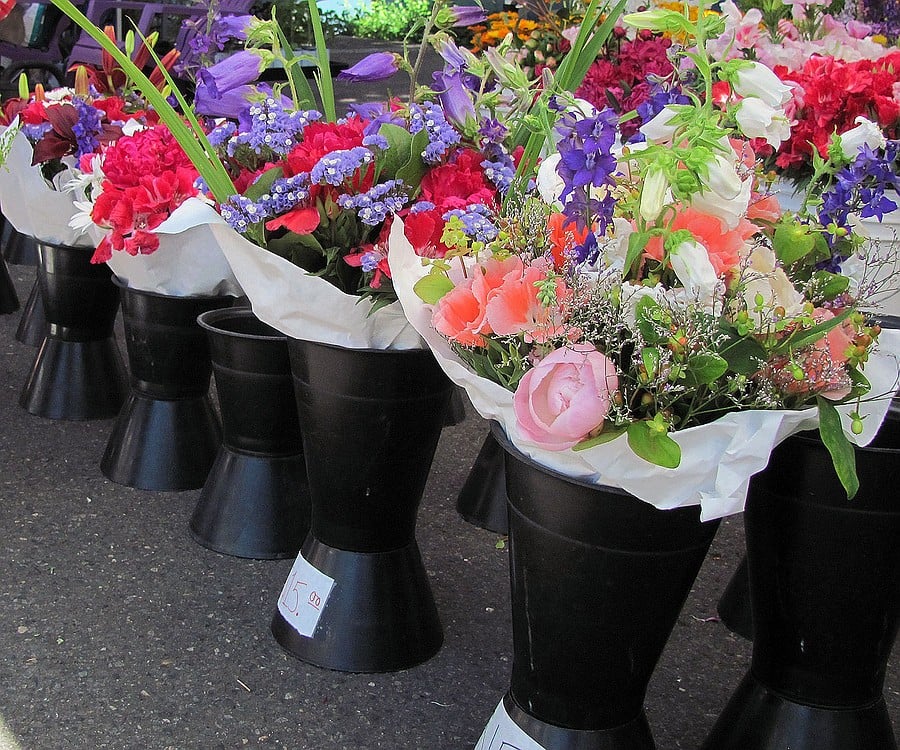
669 239 722 310
701 154 743 201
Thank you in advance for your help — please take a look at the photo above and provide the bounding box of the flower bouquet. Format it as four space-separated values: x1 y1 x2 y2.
389 4 900 521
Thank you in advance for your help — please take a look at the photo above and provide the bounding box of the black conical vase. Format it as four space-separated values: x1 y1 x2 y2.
15 277 49 346
190 308 310 559
476 424 721 750
100 281 234 491
702 411 900 750
270 339 453 673
0 254 18 314
456 431 509 534
19 242 126 420
1 224 39 266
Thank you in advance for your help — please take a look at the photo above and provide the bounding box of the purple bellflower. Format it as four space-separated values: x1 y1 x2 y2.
336 52 401 82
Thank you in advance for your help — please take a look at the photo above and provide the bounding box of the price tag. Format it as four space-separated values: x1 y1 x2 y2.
276 553 335 638
474 700 546 750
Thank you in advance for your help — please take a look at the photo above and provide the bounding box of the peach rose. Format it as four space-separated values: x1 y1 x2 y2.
513 343 619 450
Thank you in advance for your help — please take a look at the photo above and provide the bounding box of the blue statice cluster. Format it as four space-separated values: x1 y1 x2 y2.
408 101 462 164
221 174 310 234
818 141 900 267
21 122 52 143
310 147 374 186
554 108 619 234
442 204 499 243
71 98 103 160
229 98 320 157
337 180 410 226
478 118 516 194
207 121 237 148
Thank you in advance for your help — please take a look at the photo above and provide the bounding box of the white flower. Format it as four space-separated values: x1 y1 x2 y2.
536 153 564 206
733 245 806 327
620 282 663 328
689 177 752 230
734 97 791 148
68 200 98 236
600 218 633 271
837 116 886 161
669 239 724 313
640 166 669 222
639 106 679 144
700 153 743 201
732 62 792 107
121 118 147 137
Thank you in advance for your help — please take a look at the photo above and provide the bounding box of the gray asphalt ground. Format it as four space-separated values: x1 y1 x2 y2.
0 37 896 750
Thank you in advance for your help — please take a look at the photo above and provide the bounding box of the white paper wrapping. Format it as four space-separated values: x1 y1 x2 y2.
0 128 95 247
214 220 425 349
106 198 243 297
388 219 900 521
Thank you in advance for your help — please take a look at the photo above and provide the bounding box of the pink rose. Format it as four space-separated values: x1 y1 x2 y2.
513 343 619 450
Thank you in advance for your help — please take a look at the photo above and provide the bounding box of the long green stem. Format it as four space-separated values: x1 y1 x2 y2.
49 0 236 203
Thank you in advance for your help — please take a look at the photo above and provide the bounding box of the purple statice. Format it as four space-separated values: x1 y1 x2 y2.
259 174 311 216
442 204 499 243
310 147 374 187
408 101 461 164
337 180 410 226
409 200 436 213
221 194 266 233
481 150 517 195
22 122 52 143
207 121 236 148
554 108 619 232
230 97 320 157
71 98 103 160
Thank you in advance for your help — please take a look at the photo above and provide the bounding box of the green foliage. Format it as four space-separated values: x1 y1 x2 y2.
255 0 348 46
342 0 432 40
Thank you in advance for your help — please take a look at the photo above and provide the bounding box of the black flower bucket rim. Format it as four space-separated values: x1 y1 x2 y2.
196 306 286 342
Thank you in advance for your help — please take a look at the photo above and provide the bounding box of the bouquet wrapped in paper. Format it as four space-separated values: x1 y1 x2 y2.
389 5 900 520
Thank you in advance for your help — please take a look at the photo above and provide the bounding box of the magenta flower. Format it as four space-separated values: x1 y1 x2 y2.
336 52 400 82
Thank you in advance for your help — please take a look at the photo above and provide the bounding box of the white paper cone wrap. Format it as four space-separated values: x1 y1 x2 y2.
214 220 425 349
106 198 243 297
0 128 95 247
388 219 900 520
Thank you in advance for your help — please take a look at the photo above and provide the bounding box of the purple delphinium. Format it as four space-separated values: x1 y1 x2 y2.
71 98 103 160
554 108 619 232
336 52 401 83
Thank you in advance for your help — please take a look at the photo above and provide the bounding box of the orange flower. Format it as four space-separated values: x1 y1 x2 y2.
548 212 590 270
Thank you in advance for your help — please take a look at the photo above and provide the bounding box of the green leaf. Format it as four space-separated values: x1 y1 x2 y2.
642 347 661 379
243 167 284 203
811 269 850 300
624 230 650 278
773 222 817 265
267 231 324 271
573 425 627 450
816 396 859 499
413 272 454 304
773 308 852 354
720 329 767 374
626 421 681 469
635 296 663 343
685 353 729 385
